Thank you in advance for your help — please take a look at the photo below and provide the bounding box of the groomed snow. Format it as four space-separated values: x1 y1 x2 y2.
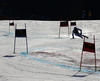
0 20 100 81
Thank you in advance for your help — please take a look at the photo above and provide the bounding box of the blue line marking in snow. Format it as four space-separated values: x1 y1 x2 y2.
0 31 13 36
20 47 100 74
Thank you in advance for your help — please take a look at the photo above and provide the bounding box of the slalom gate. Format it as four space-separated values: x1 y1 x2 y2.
59 18 77 38
70 21 77 35
58 18 69 38
80 35 97 71
14 23 28 54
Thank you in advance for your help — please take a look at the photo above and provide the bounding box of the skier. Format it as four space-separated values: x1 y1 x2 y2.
72 27 88 39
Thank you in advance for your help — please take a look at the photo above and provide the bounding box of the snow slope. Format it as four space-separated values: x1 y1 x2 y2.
0 20 100 81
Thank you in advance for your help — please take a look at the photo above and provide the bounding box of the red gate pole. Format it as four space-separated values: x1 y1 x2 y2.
25 23 28 54
67 17 70 36
80 50 84 71
94 35 97 71
59 17 61 38
14 23 17 54
9 20 10 34
94 52 97 71
68 24 69 36
59 21 61 38
69 21 72 36
80 37 85 71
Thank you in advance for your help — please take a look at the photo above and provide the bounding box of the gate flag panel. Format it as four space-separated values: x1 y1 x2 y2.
60 21 69 27
15 29 26 37
83 42 95 53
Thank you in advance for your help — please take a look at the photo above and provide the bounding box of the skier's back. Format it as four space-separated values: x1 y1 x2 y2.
72 27 88 39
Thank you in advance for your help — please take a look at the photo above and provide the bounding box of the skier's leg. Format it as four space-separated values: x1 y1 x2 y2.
77 33 83 39
82 35 88 39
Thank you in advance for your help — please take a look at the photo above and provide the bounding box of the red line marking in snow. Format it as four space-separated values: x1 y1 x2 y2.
84 59 100 62
29 51 90 55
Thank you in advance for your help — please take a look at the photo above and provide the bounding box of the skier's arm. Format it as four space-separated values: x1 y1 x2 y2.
77 28 82 34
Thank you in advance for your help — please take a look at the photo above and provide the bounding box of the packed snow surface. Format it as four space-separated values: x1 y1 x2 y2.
0 20 100 81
